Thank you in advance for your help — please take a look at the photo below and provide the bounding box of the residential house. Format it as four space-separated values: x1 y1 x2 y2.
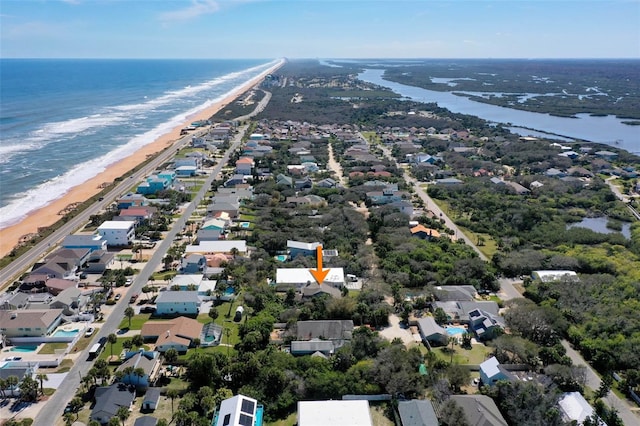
31 247 91 279
275 174 293 187
0 309 63 338
0 293 30 310
49 287 87 315
410 225 441 240
558 392 604 425
389 200 414 217
115 350 161 390
137 175 171 195
135 416 158 426
296 320 353 342
0 366 32 397
43 278 77 296
479 356 514 386
397 400 438 426
290 340 337 356
300 282 342 300
316 178 338 188
433 285 478 302
155 291 201 316
201 218 228 231
532 270 578 283
295 177 313 190
185 241 247 256
235 157 255 175
298 400 372 426
90 383 136 425
180 255 206 274
117 193 149 209
213 394 264 426
97 221 135 247
142 388 161 412
175 165 198 177
545 168 566 178
170 274 217 297
447 395 508 426
62 234 107 252
417 317 448 346
141 316 203 353
468 308 503 341
595 150 618 161
207 201 240 218
435 177 463 185
118 206 157 224
275 268 345 290
197 229 222 243
84 250 115 273
287 240 321 258
224 174 247 187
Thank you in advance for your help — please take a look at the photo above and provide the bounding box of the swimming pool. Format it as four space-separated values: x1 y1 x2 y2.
240 222 250 228
446 327 467 335
224 287 234 296
9 345 38 352
274 255 288 262
52 328 80 337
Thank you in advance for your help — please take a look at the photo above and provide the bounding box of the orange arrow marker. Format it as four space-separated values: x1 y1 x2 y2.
309 245 329 285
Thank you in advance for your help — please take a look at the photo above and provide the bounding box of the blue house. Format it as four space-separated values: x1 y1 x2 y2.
287 240 320 258
117 193 149 209
479 356 514 386
155 291 201 315
137 175 170 195
116 350 161 390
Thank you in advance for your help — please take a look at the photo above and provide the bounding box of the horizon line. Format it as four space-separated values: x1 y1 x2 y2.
1 56 639 61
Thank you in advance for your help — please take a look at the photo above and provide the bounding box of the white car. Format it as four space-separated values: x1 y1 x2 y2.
85 327 95 337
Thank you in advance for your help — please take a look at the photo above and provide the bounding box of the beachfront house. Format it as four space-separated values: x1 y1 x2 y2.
62 234 107 252
117 193 149 209
0 309 64 338
137 174 171 195
97 220 135 247
154 291 201 316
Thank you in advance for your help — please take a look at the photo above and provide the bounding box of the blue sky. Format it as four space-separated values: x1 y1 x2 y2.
1 0 639 59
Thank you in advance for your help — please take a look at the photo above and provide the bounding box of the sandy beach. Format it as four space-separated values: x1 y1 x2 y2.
0 60 283 258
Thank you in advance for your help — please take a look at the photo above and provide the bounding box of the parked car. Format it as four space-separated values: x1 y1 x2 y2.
125 278 133 286
114 294 121 301
140 306 156 314
4 356 22 361
85 327 95 337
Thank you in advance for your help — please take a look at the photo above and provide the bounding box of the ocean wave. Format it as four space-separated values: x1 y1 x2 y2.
0 59 282 229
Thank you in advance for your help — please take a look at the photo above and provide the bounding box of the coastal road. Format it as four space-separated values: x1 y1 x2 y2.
0 128 203 289
33 124 250 425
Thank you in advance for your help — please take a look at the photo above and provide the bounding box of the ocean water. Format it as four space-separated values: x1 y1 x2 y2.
0 58 279 229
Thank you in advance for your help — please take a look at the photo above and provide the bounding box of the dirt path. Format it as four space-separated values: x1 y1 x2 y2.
327 142 346 185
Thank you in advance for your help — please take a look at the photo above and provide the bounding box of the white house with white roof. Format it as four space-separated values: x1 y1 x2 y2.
97 221 135 246
275 268 344 290
185 241 247 255
297 400 372 426
558 392 604 425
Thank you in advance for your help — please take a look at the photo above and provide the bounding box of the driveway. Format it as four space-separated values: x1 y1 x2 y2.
379 314 418 346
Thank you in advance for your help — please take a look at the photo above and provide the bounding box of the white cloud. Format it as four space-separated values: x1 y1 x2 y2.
158 0 220 23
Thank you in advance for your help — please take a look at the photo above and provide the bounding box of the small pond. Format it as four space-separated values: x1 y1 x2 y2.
567 217 631 240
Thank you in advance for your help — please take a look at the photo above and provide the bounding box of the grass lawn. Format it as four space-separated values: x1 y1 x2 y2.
239 214 256 222
48 359 73 373
38 342 68 355
97 338 149 362
370 403 394 426
151 270 177 281
118 313 151 330
163 376 190 393
431 343 492 365
265 413 297 426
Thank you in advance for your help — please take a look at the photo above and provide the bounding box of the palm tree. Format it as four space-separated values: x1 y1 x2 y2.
124 307 135 329
164 348 178 365
108 333 117 359
133 367 146 388
208 307 219 323
166 388 179 414
5 375 18 398
36 373 48 395
192 337 201 351
0 378 6 400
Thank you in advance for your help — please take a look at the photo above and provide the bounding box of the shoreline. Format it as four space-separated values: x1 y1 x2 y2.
0 60 283 259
